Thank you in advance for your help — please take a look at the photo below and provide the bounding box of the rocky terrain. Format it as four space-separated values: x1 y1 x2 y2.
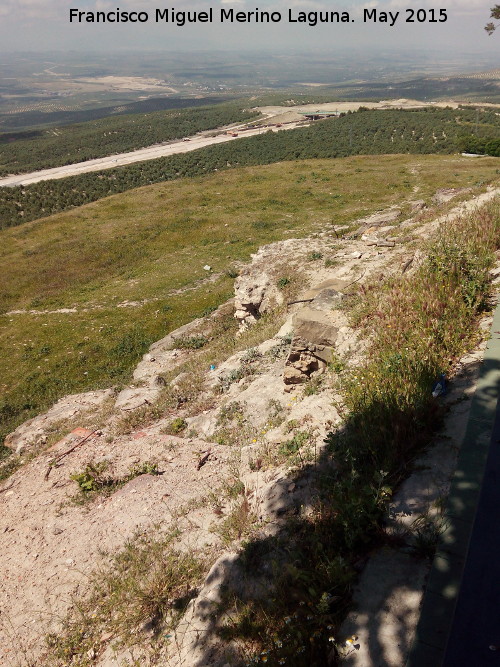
1 185 499 666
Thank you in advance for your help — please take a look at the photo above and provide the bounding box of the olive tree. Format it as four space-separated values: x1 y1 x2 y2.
485 5 500 34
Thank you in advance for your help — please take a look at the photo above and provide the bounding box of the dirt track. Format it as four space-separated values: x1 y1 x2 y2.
0 122 302 188
0 99 469 188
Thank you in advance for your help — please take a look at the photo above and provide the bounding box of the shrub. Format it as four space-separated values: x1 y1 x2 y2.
173 335 209 350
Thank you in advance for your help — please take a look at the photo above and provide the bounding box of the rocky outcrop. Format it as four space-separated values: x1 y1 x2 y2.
234 240 292 330
283 337 333 386
284 280 345 386
234 258 283 330
114 301 234 411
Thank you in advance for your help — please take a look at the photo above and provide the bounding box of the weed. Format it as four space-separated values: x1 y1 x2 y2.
308 251 323 261
162 417 187 435
217 401 245 425
217 366 255 393
278 431 310 459
303 376 323 396
173 335 209 350
277 277 291 289
70 461 112 494
213 498 257 546
328 353 346 375
268 335 292 360
224 477 246 500
409 512 448 559
266 399 286 428
241 347 262 364
69 460 159 505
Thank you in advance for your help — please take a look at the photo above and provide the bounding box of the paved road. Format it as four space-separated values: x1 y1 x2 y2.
442 395 500 666
0 122 303 188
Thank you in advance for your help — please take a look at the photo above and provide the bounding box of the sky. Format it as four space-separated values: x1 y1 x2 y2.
0 0 499 57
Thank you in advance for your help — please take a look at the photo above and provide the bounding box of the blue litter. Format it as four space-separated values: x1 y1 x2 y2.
432 373 447 398
209 364 216 371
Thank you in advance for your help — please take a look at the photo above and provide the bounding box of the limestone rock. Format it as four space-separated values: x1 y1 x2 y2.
283 337 332 385
233 244 288 330
433 187 468 204
293 307 339 349
410 199 426 212
356 207 401 230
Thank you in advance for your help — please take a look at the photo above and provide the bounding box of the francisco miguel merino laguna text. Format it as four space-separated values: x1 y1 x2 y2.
69 7 351 26
69 7 448 27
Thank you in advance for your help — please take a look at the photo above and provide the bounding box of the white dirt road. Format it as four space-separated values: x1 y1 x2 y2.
0 98 481 188
0 122 302 187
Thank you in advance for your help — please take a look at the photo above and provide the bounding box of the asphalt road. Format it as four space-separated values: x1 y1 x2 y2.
442 393 500 666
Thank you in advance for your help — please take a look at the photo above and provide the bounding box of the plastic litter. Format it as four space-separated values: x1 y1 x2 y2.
432 373 447 398
209 364 216 371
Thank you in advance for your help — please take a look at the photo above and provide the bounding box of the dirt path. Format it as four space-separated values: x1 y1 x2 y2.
0 98 483 189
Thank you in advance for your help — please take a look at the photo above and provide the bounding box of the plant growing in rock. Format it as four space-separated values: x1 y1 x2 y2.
69 460 159 505
173 335 209 350
162 417 188 435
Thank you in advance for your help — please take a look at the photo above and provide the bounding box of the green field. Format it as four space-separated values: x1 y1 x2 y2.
1 153 499 451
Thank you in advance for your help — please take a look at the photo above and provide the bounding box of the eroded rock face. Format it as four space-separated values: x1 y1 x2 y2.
356 207 401 230
283 283 344 386
233 245 286 330
234 268 281 330
283 337 331 386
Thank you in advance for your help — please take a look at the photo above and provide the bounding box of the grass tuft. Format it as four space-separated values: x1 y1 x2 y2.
45 528 207 666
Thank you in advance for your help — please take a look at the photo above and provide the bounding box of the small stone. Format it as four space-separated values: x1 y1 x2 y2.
52 527 63 535
203 265 212 271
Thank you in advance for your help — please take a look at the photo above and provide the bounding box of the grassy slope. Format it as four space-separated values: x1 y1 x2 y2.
1 153 499 448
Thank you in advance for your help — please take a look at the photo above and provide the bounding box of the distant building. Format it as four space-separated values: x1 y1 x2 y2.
297 110 341 120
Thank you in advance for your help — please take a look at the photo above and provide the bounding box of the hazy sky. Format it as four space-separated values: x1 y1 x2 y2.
0 0 499 57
